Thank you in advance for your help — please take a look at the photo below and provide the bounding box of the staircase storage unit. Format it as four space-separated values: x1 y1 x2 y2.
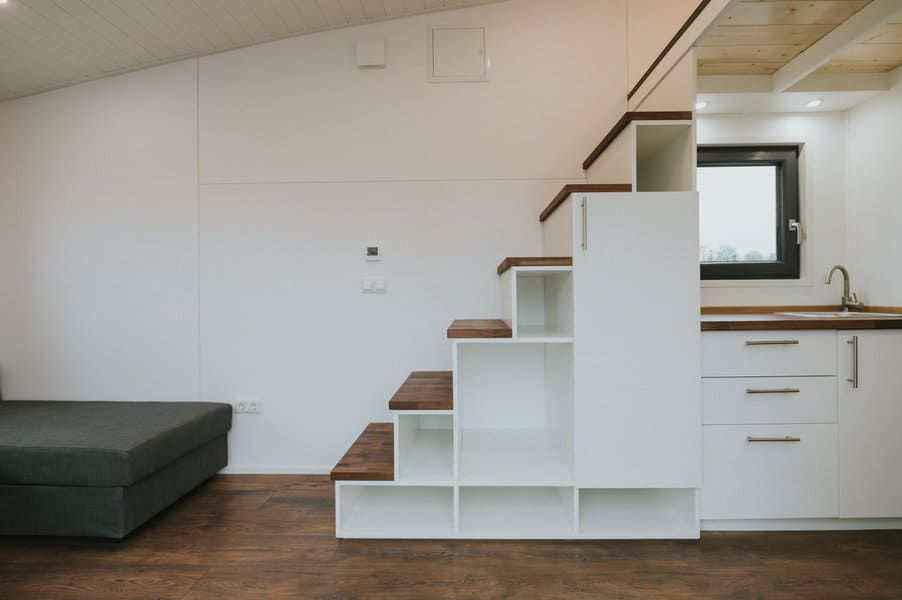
332 111 701 539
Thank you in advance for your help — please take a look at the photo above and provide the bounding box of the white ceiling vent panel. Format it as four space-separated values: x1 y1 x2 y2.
430 26 488 82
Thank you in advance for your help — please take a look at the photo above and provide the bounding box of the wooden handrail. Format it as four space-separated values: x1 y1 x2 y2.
627 0 711 100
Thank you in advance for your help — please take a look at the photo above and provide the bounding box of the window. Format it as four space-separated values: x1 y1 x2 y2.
697 145 801 280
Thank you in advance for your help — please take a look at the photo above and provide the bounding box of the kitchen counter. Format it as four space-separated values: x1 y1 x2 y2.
701 310 902 331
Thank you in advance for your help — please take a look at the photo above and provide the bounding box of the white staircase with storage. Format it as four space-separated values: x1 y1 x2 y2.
332 115 702 539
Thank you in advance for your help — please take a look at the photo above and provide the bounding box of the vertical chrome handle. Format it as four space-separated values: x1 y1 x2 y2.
580 197 587 251
848 335 859 388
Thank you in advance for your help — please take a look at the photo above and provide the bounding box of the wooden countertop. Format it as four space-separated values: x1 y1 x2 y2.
701 311 902 331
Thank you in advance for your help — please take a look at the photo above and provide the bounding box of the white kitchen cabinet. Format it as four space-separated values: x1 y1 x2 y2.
838 331 902 518
573 192 701 489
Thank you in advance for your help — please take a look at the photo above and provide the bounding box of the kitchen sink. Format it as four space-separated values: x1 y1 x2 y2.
776 311 900 318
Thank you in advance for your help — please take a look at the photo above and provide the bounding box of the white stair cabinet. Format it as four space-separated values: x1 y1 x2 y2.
839 331 902 518
572 191 702 537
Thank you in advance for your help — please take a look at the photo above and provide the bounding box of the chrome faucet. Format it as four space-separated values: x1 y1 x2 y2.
825 265 864 311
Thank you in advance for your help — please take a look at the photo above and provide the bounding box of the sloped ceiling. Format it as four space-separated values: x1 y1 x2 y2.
0 0 505 102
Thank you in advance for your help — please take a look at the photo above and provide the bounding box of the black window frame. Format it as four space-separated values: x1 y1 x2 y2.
697 145 801 280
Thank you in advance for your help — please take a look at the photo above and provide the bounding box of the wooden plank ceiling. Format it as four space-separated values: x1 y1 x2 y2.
0 0 504 102
698 0 902 76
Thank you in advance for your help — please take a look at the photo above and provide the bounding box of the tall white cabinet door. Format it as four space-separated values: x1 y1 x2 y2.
573 192 701 488
839 331 902 517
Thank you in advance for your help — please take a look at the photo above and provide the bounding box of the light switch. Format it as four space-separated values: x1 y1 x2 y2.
361 279 374 292
374 279 386 292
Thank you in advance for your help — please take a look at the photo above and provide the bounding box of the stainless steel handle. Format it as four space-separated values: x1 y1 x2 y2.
745 340 800 346
580 197 587 251
745 388 801 394
747 436 801 443
848 335 859 388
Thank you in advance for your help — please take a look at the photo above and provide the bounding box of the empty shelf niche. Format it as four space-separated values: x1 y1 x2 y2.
457 342 573 486
515 269 572 340
459 486 575 538
397 414 453 483
579 488 699 539
337 485 454 538
635 122 694 193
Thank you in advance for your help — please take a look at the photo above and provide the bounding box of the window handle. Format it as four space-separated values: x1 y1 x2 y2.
789 219 802 245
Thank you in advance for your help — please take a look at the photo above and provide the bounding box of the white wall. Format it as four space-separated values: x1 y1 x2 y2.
0 0 627 472
0 60 200 401
846 74 902 307
697 112 849 307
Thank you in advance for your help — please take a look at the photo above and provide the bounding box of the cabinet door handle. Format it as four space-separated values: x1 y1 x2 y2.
747 436 801 443
745 340 800 346
848 335 859 389
745 388 801 394
580 197 587 251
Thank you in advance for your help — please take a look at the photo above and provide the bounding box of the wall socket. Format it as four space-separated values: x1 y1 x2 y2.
234 397 262 414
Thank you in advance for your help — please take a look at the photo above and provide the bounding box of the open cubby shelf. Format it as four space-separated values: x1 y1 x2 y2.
338 485 455 539
458 486 575 538
500 267 573 341
397 414 453 484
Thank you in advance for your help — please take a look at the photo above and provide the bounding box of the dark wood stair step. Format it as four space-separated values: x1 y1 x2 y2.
582 110 693 171
497 256 572 275
330 422 394 481
447 319 512 339
540 183 632 222
389 371 453 411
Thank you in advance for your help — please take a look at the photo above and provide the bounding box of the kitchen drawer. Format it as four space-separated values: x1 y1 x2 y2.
701 424 838 520
702 377 837 425
702 331 836 377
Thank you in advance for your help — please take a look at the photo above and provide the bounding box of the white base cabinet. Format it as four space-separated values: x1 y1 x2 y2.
701 329 902 528
839 331 902 518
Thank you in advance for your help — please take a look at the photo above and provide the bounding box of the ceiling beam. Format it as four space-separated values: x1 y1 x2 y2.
771 0 902 93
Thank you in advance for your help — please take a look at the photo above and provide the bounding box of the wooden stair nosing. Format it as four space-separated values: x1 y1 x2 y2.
539 183 632 223
388 371 453 411
330 422 394 481
447 319 512 339
496 256 572 275
581 111 693 171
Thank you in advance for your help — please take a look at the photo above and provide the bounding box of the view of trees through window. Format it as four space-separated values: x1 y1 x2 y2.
697 165 777 263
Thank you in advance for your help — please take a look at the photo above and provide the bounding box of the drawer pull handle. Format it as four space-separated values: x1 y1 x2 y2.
745 340 800 346
745 388 801 394
747 436 801 443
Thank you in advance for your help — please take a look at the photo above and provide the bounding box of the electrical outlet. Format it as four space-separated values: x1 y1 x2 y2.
234 397 262 414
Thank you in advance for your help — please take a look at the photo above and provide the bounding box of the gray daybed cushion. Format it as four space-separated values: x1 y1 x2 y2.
0 401 232 487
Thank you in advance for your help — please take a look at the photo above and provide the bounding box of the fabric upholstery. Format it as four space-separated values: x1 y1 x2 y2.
0 401 231 486
0 434 228 538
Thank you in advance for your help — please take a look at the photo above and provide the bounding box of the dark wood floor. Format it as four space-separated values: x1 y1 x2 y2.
1 476 902 599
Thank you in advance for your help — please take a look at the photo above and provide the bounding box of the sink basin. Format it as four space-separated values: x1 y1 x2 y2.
776 311 900 318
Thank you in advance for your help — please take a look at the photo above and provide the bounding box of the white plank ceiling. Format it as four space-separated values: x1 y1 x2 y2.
0 0 504 102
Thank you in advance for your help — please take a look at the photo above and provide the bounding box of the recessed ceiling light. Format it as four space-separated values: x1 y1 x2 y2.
806 99 823 108
695 100 708 110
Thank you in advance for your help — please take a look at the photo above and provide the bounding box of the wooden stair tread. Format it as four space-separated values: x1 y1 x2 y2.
389 371 453 411
540 183 632 223
582 111 693 171
497 257 572 275
330 422 394 481
447 319 512 339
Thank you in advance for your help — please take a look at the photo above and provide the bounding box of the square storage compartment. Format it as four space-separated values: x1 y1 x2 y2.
396 414 453 483
456 342 573 486
337 485 454 538
458 486 575 538
513 269 572 340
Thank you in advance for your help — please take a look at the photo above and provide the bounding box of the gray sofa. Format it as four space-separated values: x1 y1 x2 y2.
0 400 232 538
